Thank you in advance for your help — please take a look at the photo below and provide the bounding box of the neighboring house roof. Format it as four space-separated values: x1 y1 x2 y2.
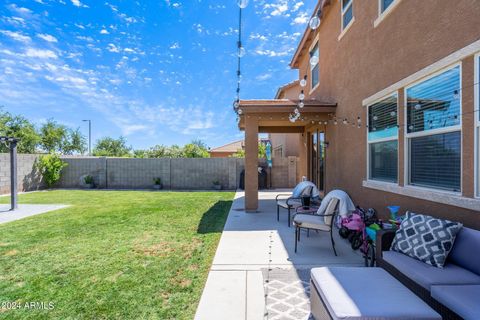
209 140 244 153
275 80 300 99
290 0 332 69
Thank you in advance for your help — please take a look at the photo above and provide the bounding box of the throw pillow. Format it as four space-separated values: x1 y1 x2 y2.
390 212 463 268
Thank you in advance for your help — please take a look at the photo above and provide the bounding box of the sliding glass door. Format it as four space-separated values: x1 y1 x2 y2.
310 130 325 192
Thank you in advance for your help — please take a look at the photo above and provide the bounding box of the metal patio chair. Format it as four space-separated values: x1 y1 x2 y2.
275 181 319 227
293 197 339 256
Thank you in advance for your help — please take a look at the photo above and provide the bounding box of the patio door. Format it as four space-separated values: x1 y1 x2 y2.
310 130 325 192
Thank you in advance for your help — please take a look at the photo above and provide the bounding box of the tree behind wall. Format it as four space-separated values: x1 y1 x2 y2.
93 136 132 157
0 108 40 153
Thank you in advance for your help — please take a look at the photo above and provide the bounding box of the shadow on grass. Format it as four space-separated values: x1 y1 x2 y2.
197 200 233 234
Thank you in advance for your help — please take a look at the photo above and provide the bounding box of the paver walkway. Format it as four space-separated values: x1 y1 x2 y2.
0 204 68 224
195 190 363 320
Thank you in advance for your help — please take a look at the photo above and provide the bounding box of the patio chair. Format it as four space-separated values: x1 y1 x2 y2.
275 181 320 227
293 197 339 256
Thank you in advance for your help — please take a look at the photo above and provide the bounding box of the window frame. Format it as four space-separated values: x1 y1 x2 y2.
404 63 463 193
340 0 354 32
475 53 480 198
366 93 399 184
374 0 402 28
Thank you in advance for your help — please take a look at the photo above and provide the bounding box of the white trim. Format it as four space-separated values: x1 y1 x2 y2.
404 64 463 193
475 53 480 198
374 0 402 28
366 93 399 183
337 17 355 41
363 180 480 211
363 40 480 106
340 0 354 32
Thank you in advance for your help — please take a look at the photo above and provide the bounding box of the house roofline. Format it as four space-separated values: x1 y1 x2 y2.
289 0 331 69
274 80 300 99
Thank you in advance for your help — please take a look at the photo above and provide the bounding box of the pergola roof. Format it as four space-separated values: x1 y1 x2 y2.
237 99 337 133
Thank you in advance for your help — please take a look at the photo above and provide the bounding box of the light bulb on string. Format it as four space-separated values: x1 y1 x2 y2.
238 46 246 58
342 119 348 125
373 115 378 121
299 90 305 100
300 75 307 87
414 103 422 110
309 15 320 30
237 109 243 115
298 101 305 108
453 90 459 99
390 111 396 117
237 0 249 9
310 55 319 66
357 117 362 124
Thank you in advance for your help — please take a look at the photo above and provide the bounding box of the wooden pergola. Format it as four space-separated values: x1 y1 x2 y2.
237 99 336 212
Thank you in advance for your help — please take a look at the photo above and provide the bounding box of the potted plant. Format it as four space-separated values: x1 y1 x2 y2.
212 180 222 190
84 175 95 189
153 177 163 190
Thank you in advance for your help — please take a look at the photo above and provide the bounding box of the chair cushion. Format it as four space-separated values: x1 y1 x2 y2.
431 285 480 320
293 214 330 231
276 199 301 209
390 212 463 268
447 227 480 275
310 267 441 320
383 251 480 290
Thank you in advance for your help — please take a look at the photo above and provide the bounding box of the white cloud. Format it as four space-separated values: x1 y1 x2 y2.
37 33 58 43
292 12 309 25
169 42 180 49
25 48 58 59
100 29 109 34
249 33 268 41
292 1 304 12
0 30 31 43
255 49 290 57
256 73 272 81
107 43 120 53
71 0 82 7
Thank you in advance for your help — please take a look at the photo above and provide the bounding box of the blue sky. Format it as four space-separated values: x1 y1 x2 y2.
0 0 315 150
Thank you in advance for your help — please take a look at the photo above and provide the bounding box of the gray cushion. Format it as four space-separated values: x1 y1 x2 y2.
310 267 441 320
276 199 301 209
431 285 480 320
390 212 463 268
447 227 480 275
383 251 480 290
293 214 330 231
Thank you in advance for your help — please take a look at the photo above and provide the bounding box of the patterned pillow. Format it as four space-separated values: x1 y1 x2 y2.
390 212 463 268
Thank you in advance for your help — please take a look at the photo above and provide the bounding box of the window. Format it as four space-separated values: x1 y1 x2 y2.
341 0 353 30
380 0 395 13
406 65 461 192
368 94 398 183
310 43 319 89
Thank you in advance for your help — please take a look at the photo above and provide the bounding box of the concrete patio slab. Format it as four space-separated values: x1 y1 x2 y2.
195 190 363 320
0 204 68 224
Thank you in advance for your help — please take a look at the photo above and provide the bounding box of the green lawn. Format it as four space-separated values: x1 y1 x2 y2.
0 190 234 319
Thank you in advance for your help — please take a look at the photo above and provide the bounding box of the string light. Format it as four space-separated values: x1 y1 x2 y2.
233 0 248 114
309 8 321 30
300 75 307 87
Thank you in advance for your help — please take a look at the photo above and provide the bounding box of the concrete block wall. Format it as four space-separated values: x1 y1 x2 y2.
0 154 299 194
0 154 44 194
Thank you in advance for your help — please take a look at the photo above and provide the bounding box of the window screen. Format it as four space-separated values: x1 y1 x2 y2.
368 95 398 141
409 131 461 191
370 140 398 183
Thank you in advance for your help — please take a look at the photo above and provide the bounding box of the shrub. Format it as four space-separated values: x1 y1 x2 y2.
37 153 68 188
153 177 162 185
84 175 94 185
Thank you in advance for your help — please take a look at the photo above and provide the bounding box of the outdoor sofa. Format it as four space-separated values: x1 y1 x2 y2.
376 226 480 319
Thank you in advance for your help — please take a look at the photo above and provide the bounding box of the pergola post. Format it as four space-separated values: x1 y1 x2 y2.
10 139 18 210
245 116 258 212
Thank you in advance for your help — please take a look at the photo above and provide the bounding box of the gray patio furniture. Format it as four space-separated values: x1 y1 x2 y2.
310 267 441 320
293 197 339 255
276 181 319 227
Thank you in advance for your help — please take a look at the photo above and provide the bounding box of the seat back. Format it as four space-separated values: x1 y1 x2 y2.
448 227 480 276
323 198 339 227
292 181 319 198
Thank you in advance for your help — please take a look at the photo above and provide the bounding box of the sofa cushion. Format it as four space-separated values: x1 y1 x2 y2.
383 251 480 290
431 285 480 320
310 267 441 320
447 227 480 275
390 212 463 268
